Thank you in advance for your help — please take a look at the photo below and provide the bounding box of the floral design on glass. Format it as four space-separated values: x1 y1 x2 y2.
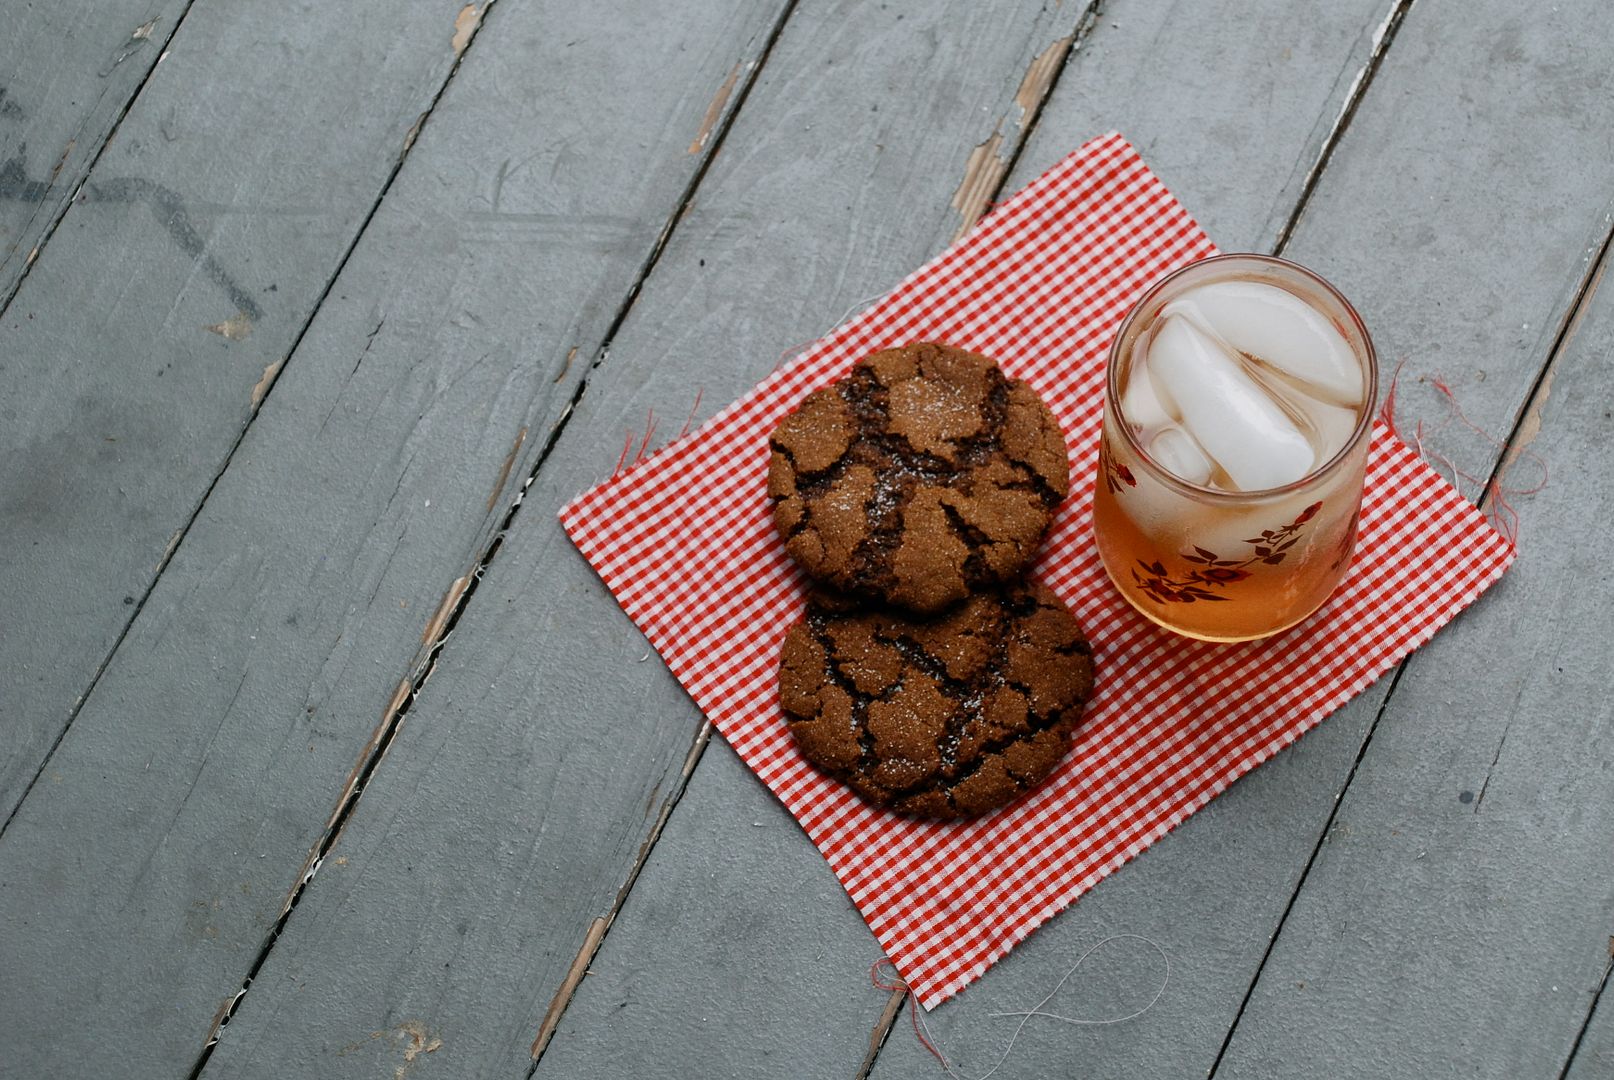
1099 436 1136 495
1133 501 1323 605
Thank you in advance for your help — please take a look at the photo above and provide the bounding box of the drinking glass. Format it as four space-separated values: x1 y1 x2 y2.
1092 254 1378 642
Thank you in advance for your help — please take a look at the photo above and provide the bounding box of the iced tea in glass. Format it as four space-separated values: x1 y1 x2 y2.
1092 254 1378 641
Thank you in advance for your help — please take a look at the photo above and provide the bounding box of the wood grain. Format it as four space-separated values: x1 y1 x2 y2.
1567 973 1614 1080
182 3 1114 1078
0 0 183 305
872 1 1614 1077
547 3 1424 1077
1215 236 1614 1077
0 1 788 1076
0 0 481 825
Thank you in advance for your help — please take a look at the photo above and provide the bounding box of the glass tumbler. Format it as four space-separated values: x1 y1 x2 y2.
1091 254 1378 642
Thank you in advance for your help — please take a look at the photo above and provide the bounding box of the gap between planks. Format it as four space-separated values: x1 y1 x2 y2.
0 1 203 318
1270 0 1415 257
170 6 511 1076
874 0 1423 1070
1205 211 1614 1080
0 0 501 842
180 2 800 1075
1558 945 1614 1080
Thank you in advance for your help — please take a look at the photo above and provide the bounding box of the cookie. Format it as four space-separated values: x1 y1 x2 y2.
767 342 1070 614
777 581 1093 819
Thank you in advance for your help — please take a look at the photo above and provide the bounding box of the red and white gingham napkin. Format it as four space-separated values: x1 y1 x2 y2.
560 133 1515 1008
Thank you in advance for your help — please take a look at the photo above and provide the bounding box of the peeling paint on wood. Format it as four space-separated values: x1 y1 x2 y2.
950 127 1005 238
532 916 611 1060
859 988 908 1078
451 3 482 58
554 345 577 384
205 312 253 341
1013 34 1072 128
689 60 743 154
487 426 528 511
402 112 427 153
420 573 470 646
250 358 285 410
391 1020 443 1080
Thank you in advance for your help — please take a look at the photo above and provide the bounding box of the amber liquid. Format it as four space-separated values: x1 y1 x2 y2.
1091 438 1362 642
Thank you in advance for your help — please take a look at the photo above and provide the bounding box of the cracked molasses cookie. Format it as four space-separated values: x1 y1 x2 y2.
778 581 1093 819
767 342 1070 614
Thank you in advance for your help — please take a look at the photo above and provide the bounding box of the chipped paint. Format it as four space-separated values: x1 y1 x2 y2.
532 916 610 1059
1014 35 1073 128
950 127 1006 239
689 61 743 154
392 1020 443 1079
205 312 253 341
420 573 471 646
554 345 577 384
131 18 157 40
250 357 285 410
402 112 427 153
159 526 184 569
860 986 908 1076
487 426 528 511
451 3 482 58
1505 250 1604 471
50 140 75 182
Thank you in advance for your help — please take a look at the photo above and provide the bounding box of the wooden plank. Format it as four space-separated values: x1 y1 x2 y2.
1567 978 1614 1080
182 4 1112 1078
870 1 1614 1076
1212 261 1614 1075
0 2 790 1077
0 0 185 303
0 0 481 823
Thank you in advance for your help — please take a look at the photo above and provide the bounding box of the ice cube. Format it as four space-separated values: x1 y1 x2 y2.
1146 314 1316 490
1302 395 1362 464
1164 281 1362 406
1148 425 1214 486
1120 335 1175 435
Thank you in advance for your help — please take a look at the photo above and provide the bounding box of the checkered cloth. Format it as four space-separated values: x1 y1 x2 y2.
560 133 1515 1007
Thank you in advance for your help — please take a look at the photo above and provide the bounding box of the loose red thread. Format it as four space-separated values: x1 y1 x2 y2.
1379 362 1546 547
678 389 704 440
871 959 949 1068
609 390 707 478
1376 357 1408 441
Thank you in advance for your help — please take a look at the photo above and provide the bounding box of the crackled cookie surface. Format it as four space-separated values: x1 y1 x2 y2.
767 343 1069 614
777 582 1093 819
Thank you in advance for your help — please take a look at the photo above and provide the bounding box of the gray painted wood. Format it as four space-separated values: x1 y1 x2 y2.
186 3 1116 1078
547 3 1427 1078
0 1 789 1076
871 2 1614 1077
0 0 183 303
539 740 894 1079
1567 986 1614 1080
1005 0 1400 257
0 0 479 824
1213 266 1614 1076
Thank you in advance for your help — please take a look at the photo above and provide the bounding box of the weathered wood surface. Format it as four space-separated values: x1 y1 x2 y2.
0 0 482 824
868 1 1614 1076
542 1 1415 1075
189 3 1107 1076
1568 981 1614 1080
0 0 791 1076
1215 258 1614 1078
3 0 1610 1077
0 0 185 304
